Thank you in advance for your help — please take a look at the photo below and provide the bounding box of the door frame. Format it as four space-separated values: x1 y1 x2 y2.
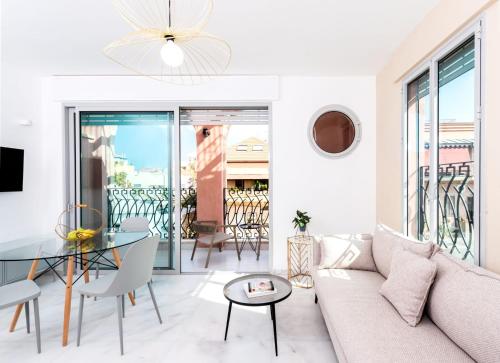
64 101 273 274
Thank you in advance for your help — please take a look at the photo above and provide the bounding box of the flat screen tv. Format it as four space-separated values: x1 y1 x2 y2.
0 147 24 192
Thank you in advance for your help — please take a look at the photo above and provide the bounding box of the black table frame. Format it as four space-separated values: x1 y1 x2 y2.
32 250 119 286
237 223 264 260
223 287 292 356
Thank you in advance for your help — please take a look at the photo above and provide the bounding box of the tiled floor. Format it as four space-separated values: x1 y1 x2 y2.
0 273 337 363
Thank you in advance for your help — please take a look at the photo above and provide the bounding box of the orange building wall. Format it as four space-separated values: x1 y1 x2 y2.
195 125 228 226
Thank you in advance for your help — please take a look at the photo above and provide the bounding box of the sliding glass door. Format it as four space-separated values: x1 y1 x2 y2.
405 29 481 264
78 111 174 270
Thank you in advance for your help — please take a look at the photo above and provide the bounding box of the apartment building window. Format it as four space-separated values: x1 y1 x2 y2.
404 25 481 264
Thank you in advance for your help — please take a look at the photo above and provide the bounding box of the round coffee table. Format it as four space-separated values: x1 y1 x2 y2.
223 274 292 356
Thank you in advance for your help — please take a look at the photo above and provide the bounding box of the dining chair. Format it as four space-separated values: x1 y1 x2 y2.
95 216 150 280
120 217 150 232
77 235 162 355
0 280 42 353
191 221 240 268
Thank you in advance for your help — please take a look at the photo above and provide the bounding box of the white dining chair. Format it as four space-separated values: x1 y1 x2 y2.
120 217 150 232
0 280 42 353
77 235 162 355
95 217 150 281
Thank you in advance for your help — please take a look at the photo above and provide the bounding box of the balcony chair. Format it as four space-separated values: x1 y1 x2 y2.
77 235 162 355
191 221 241 268
0 280 42 353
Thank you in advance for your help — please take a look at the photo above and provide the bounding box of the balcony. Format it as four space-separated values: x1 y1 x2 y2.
107 187 269 242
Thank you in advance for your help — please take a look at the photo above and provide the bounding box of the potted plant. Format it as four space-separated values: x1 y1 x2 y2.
292 210 311 234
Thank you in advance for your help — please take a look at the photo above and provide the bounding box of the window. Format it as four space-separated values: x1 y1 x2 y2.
235 180 245 189
236 145 248 151
404 28 481 264
252 145 264 151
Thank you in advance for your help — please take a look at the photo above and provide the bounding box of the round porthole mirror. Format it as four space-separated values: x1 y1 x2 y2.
309 105 361 158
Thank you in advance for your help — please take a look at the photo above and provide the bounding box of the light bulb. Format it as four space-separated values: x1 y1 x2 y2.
160 40 184 68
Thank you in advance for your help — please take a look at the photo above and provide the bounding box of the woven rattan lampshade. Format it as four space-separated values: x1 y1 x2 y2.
104 0 231 85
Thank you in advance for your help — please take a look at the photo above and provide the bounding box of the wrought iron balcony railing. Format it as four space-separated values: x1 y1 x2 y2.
223 188 269 239
107 187 197 240
107 187 269 241
419 161 474 261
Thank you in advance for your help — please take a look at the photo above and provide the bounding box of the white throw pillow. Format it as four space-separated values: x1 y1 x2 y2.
318 234 377 272
380 248 437 326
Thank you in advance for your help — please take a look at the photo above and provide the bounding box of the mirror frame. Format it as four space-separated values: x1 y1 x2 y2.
308 104 361 158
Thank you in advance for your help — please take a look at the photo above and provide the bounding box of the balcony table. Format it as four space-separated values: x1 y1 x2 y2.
0 229 148 346
238 223 265 260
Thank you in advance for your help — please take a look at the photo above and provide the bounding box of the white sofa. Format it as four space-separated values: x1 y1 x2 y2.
312 226 500 363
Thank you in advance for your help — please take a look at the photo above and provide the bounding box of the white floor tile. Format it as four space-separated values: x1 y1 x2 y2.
0 273 337 363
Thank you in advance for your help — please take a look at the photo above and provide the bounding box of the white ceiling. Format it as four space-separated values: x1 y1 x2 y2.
1 0 439 76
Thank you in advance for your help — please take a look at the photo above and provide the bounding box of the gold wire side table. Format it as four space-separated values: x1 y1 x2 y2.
287 235 314 288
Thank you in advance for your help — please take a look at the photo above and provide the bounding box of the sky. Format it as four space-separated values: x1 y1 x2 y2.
114 124 170 170
439 69 475 121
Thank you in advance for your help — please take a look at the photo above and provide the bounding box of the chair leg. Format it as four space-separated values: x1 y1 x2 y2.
234 235 241 261
122 295 125 318
256 232 262 261
33 298 41 354
116 296 124 355
205 242 214 268
24 302 30 334
77 294 84 346
190 240 198 261
94 264 99 301
147 281 163 324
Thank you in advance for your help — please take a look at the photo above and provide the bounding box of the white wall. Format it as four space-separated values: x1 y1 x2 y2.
272 77 376 270
0 74 376 272
0 64 47 241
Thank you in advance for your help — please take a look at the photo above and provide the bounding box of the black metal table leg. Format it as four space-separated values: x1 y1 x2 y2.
270 303 278 356
224 301 232 341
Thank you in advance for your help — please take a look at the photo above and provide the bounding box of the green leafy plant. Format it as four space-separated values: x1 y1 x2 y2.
254 180 268 191
292 210 311 230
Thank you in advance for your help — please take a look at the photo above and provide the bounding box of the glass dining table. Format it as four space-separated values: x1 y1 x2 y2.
0 229 149 346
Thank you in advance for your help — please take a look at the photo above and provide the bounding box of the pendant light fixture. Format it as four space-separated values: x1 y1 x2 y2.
104 0 231 84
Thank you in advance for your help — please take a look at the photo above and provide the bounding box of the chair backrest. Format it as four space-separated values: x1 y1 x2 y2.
192 221 217 234
105 235 160 296
121 217 150 232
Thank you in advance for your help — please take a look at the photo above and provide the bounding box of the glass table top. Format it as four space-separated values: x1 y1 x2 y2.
0 229 149 262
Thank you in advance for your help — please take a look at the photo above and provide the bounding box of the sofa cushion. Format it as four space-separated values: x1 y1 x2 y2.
380 248 437 326
427 251 500 363
313 233 371 267
372 224 434 278
318 234 376 272
313 267 473 363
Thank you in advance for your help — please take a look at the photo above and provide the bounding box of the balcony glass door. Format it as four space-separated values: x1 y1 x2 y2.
405 30 481 264
78 111 174 270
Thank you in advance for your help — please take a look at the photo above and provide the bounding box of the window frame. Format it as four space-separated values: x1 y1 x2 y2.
401 19 483 265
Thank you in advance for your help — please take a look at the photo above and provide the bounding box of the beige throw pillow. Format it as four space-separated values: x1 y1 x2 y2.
319 234 377 272
372 224 435 278
380 248 437 326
